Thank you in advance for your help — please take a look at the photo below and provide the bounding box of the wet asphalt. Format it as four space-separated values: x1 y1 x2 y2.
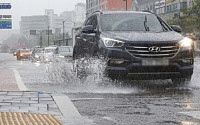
1 53 200 125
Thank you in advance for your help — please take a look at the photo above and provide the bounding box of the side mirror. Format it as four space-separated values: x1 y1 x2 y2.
171 25 182 33
82 25 96 33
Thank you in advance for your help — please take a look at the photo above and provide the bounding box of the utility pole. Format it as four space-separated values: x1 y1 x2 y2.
40 32 43 48
62 21 65 46
126 0 128 11
48 26 50 46
123 0 128 11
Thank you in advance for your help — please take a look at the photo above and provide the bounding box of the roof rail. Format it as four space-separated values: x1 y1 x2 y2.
92 10 103 15
142 10 160 17
142 10 154 14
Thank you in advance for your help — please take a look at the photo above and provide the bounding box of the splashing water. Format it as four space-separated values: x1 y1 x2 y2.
46 58 138 94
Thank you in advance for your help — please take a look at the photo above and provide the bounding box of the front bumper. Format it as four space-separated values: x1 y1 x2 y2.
104 47 194 80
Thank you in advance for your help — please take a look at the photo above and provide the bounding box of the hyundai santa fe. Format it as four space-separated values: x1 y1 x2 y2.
73 11 194 84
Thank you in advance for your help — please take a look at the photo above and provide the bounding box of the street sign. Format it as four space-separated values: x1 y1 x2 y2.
2 15 12 18
0 20 12 29
0 3 11 9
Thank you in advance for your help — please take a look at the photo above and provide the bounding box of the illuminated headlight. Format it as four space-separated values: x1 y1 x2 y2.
179 37 193 49
20 54 23 56
14 52 17 54
59 55 65 58
102 38 125 47
35 55 39 58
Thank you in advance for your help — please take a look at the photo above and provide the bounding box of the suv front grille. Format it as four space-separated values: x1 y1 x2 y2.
126 44 179 58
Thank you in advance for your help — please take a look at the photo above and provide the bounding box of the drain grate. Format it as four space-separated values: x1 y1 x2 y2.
0 112 63 125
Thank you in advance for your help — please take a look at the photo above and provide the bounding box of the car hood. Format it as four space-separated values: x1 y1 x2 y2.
102 31 184 43
59 52 73 56
21 52 32 55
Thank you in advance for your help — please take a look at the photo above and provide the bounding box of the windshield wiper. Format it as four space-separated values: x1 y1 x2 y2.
157 17 168 31
144 16 150 31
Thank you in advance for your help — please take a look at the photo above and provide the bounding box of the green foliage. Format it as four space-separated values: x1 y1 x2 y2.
167 0 200 33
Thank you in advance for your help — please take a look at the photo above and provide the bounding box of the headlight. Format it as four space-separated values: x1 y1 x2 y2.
59 55 65 58
35 55 39 58
20 54 23 56
179 37 193 48
102 38 125 47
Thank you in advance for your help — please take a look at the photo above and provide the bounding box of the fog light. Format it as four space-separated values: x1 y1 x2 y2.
109 59 125 64
182 59 192 63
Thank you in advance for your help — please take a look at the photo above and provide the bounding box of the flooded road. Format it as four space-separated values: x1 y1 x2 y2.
1 53 200 125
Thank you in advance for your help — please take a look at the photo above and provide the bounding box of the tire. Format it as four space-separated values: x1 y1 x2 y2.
171 76 192 85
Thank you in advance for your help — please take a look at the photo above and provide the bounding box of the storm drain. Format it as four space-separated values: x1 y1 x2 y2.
0 112 63 125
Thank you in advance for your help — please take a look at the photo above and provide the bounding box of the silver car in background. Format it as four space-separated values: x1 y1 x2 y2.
57 46 73 59
43 46 58 62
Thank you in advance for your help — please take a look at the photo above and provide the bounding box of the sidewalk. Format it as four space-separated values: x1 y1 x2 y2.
0 91 96 125
0 67 96 124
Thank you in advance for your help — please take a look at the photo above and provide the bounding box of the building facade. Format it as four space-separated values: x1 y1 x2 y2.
75 3 86 26
20 15 49 35
86 0 133 16
137 0 191 20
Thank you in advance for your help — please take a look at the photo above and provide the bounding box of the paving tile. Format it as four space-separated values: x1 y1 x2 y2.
12 98 30 101
48 104 58 108
7 92 23 96
12 103 29 107
39 107 48 111
3 100 21 103
39 100 56 104
21 100 38 104
0 109 9 112
48 108 60 112
0 102 11 106
38 98 53 101
30 98 39 101
0 105 19 110
0 96 13 100
0 92 8 95
19 106 38 111
29 110 48 114
9 109 29 113
30 104 47 108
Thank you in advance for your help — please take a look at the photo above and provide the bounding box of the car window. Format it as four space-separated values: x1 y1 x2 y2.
101 13 168 32
21 50 30 53
91 15 98 29
85 16 93 26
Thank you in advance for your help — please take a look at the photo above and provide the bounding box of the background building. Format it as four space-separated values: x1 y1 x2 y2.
75 3 86 26
20 15 49 35
86 0 133 16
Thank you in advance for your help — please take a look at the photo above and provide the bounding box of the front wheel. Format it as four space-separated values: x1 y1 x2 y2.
171 76 192 85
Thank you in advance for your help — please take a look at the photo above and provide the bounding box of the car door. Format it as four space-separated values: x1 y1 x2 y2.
82 15 99 57
75 16 93 56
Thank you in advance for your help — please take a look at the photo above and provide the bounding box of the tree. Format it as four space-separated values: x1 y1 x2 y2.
167 0 200 33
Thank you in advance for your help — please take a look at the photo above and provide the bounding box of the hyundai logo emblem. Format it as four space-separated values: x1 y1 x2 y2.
149 46 161 52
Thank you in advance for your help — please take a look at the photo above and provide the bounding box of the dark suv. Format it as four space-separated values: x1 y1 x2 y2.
73 11 194 83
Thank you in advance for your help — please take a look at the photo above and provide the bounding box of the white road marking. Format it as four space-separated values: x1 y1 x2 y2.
71 98 104 101
179 111 200 120
52 95 96 125
12 68 28 91
53 96 81 117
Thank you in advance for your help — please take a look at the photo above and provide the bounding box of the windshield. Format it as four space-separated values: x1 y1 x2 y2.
45 49 56 53
101 13 169 32
21 50 30 53
59 47 73 52
34 49 43 53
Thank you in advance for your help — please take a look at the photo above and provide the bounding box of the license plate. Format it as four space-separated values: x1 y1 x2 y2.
142 59 169 66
